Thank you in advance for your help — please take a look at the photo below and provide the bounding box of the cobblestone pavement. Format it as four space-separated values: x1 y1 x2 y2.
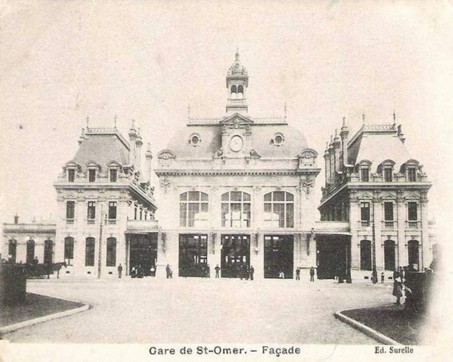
4 277 396 343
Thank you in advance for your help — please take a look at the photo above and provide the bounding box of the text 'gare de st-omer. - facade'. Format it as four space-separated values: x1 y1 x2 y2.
2 52 435 280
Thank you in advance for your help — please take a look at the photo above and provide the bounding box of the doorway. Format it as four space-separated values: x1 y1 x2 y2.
220 234 250 278
129 234 158 276
264 235 294 279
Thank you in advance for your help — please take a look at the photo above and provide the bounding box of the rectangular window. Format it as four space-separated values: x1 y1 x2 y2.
66 201 75 220
361 168 369 182
408 202 418 220
85 238 95 266
109 169 118 182
68 169 75 182
88 169 96 182
108 202 117 220
87 201 96 221
360 203 370 226
64 237 74 260
408 168 416 182
106 238 116 267
384 202 394 229
383 168 393 182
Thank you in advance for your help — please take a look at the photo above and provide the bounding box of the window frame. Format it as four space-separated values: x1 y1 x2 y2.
263 191 294 228
221 191 251 228
180 191 209 227
88 168 96 183
87 201 96 223
106 237 117 267
67 168 76 182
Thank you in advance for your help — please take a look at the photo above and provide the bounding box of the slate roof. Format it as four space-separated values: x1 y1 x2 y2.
165 119 308 159
71 129 130 171
347 124 412 171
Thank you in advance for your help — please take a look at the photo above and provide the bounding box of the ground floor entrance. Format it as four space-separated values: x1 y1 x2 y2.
128 233 158 276
316 235 351 280
179 234 208 277
264 235 294 279
220 234 250 278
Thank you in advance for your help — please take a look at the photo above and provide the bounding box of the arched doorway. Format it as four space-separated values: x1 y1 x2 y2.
44 240 53 264
384 240 396 271
26 239 35 264
360 240 372 270
408 240 419 269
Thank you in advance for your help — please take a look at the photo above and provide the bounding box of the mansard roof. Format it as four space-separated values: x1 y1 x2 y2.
163 119 308 159
71 128 129 171
347 123 411 171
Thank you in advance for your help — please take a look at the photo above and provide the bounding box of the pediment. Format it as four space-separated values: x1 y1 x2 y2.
381 193 396 200
220 113 254 126
358 192 373 200
405 193 420 200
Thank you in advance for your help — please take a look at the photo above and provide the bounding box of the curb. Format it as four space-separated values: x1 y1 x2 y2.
334 309 401 345
0 302 90 336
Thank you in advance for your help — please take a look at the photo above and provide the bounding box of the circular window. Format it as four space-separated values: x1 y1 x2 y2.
272 133 285 146
190 134 201 146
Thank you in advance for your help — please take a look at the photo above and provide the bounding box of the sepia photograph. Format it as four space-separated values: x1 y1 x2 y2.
0 1 452 361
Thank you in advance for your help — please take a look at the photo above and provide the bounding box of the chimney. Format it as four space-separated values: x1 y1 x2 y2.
333 129 341 173
328 136 334 185
145 143 153 183
135 130 143 172
340 117 349 170
128 120 138 166
323 142 330 185
14 214 19 224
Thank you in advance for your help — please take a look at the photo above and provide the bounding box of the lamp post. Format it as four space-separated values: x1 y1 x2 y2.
98 204 106 279
371 201 378 284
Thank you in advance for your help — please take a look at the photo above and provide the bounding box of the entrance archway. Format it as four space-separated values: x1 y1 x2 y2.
408 240 419 269
360 240 372 270
384 240 396 271
264 235 294 279
220 234 250 278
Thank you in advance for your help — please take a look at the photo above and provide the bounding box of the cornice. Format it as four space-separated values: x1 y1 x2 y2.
155 168 321 177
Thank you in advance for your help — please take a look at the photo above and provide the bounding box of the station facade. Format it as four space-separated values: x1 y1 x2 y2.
154 52 320 279
317 118 433 280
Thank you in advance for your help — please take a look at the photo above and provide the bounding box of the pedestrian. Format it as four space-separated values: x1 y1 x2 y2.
296 267 300 280
310 266 315 282
131 266 136 278
215 264 220 278
166 264 172 279
393 275 403 305
117 263 123 278
279 270 285 279
150 265 156 277
381 271 385 283
249 265 254 281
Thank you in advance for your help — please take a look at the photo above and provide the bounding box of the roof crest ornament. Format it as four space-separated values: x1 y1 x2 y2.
114 115 117 129
362 111 366 125
86 115 90 130
393 110 396 127
284 102 287 119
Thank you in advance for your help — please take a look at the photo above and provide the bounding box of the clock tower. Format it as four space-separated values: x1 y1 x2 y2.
226 50 248 115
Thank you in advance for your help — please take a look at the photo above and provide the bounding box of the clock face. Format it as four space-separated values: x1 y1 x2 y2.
229 135 244 152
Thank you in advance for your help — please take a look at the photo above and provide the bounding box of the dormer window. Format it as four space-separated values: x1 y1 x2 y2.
360 168 369 182
110 169 118 182
357 160 372 182
383 168 393 182
378 160 395 183
68 169 76 182
88 169 96 182
407 168 416 182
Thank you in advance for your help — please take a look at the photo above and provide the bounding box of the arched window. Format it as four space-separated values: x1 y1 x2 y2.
26 239 35 264
64 237 74 263
263 191 294 228
221 191 251 228
180 191 209 227
85 237 95 267
106 237 117 267
360 240 372 270
44 239 53 264
237 85 244 99
408 240 419 269
384 240 396 271
8 239 17 262
231 85 237 94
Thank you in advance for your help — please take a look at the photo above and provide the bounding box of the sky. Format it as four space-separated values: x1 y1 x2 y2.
0 0 452 230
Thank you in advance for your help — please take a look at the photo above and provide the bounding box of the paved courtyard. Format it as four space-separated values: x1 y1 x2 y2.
3 277 396 344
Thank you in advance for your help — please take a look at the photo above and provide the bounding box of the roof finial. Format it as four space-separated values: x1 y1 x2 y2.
393 110 396 125
362 111 365 124
86 115 90 129
114 114 117 129
235 47 240 61
147 142 151 152
131 119 135 130
188 104 191 119
284 102 287 118
342 116 346 126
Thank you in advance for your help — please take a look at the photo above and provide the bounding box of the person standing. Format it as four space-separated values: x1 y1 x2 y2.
117 263 123 278
295 267 300 280
215 264 220 278
310 266 315 282
166 264 172 279
249 265 254 281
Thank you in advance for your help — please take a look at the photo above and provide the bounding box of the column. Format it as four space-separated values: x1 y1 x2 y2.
420 192 429 269
396 191 406 267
